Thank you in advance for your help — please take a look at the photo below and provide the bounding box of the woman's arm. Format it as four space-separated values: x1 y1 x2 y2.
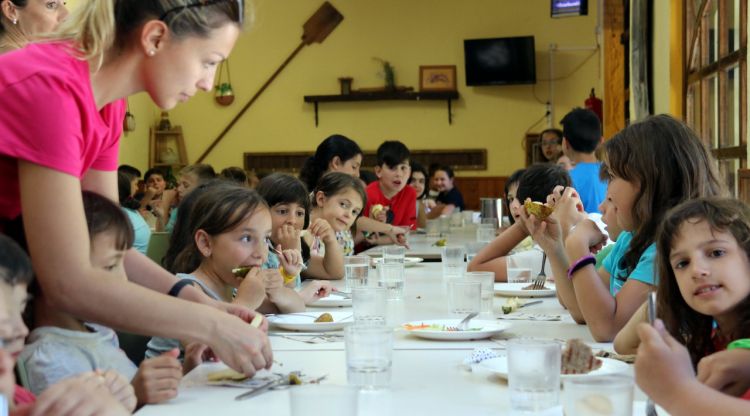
467 222 528 281
20 163 271 375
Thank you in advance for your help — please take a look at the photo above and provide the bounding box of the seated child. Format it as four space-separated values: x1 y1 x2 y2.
310 172 366 257
256 173 345 280
148 182 330 360
162 163 217 233
362 141 417 242
0 234 134 414
17 192 182 408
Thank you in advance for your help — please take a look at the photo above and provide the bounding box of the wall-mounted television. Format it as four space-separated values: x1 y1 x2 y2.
464 36 536 86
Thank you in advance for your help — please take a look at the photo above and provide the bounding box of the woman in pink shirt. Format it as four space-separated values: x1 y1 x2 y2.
0 0 272 377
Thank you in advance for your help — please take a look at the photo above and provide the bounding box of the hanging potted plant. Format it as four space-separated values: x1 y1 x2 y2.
123 98 136 132
214 59 235 106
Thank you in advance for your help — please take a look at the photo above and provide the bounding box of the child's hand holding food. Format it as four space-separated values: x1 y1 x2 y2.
274 224 301 251
234 267 266 310
299 280 333 305
276 245 302 277
131 348 182 405
370 204 388 222
308 218 337 245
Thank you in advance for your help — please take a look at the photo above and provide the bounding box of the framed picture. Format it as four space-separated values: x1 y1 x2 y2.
419 65 457 92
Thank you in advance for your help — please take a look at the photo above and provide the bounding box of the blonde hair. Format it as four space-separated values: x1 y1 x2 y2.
51 0 247 71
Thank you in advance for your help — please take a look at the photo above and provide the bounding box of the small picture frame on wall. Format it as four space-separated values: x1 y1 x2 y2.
419 65 457 92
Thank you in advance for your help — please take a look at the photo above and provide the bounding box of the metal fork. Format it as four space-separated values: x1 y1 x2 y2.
530 253 547 290
446 312 479 331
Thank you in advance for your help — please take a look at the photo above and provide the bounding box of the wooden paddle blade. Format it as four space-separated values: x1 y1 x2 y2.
301 1 343 45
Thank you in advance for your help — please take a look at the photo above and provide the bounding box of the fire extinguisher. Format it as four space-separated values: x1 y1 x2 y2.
585 88 603 122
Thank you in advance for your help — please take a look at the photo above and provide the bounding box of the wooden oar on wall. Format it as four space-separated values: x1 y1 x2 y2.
195 2 344 163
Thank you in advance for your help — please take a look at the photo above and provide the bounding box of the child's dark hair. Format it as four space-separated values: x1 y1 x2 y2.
220 166 248 185
313 172 367 213
539 128 563 144
504 168 526 225
560 108 602 153
602 114 725 282
433 165 455 179
300 134 362 190
117 164 141 181
143 167 166 182
118 171 141 210
167 182 268 274
359 170 377 185
256 173 311 229
180 164 216 183
409 161 429 199
376 141 410 168
82 191 134 251
516 164 571 204
0 234 33 286
656 197 750 366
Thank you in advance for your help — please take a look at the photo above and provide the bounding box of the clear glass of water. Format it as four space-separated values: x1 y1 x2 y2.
345 325 393 389
481 217 499 230
465 241 486 263
345 255 370 291
476 224 496 243
382 246 405 264
447 279 481 315
506 255 532 283
425 219 440 238
438 215 451 235
507 339 561 413
464 271 495 316
376 263 405 300
563 375 634 416
352 286 387 325
441 246 465 278
449 212 463 227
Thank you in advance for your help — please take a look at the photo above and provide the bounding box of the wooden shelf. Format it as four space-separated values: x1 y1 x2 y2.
303 91 459 126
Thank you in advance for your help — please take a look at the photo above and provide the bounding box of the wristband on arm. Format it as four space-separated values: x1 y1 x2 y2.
567 254 596 280
167 279 195 297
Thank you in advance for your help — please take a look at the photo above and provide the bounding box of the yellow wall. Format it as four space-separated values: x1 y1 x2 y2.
80 1 603 176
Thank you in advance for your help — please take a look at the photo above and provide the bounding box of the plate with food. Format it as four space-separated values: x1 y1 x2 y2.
401 319 511 341
494 282 556 297
266 311 353 332
307 293 352 308
372 257 424 267
480 339 631 379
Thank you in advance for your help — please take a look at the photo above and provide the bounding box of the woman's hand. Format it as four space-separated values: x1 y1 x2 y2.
308 218 337 246
277 245 302 277
274 224 301 251
299 280 333 304
182 342 215 375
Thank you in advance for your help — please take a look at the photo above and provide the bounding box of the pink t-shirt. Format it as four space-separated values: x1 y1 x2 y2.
0 42 125 220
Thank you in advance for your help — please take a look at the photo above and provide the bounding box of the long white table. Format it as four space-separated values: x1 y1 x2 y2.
138 263 644 415
361 228 480 260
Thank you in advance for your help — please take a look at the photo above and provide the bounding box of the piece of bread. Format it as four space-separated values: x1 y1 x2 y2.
207 368 248 382
371 204 385 217
561 339 602 375
314 312 334 323
524 200 554 220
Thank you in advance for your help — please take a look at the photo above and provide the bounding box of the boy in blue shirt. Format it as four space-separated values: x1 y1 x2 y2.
560 108 607 213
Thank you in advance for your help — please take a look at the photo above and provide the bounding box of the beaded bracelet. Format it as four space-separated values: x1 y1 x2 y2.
567 254 596 280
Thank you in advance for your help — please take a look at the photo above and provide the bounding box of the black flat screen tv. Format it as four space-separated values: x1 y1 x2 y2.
464 36 536 86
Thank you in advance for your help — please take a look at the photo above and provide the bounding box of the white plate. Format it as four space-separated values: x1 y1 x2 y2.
545 402 668 416
494 282 556 297
307 293 352 308
372 257 424 267
401 319 511 341
479 356 630 380
266 311 353 332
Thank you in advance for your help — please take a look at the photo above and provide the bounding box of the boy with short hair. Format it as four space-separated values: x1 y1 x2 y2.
17 191 183 408
560 108 607 213
363 140 417 231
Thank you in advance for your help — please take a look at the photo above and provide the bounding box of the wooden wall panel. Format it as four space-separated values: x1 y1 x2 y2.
738 169 750 205
453 176 508 211
604 0 626 139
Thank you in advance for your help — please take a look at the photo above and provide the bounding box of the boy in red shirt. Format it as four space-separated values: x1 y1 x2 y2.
363 141 417 231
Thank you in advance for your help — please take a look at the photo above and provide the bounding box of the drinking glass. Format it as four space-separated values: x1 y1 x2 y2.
465 241 486 263
563 375 634 416
438 215 451 236
376 263 405 300
447 279 481 315
352 287 387 325
461 210 475 225
506 255 532 283
382 246 405 264
464 271 495 316
481 217 499 230
476 224 496 243
507 339 561 413
441 246 465 279
449 212 463 227
345 326 393 389
425 219 440 238
345 256 371 290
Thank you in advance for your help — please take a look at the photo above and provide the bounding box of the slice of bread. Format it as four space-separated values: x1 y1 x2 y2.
561 339 602 375
524 201 554 220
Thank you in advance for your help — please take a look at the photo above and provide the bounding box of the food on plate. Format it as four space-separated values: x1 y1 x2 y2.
502 297 522 314
522 283 550 291
314 312 334 323
371 204 385 217
524 200 554 220
433 238 448 247
402 322 481 332
207 368 248 382
231 266 251 278
561 339 603 375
